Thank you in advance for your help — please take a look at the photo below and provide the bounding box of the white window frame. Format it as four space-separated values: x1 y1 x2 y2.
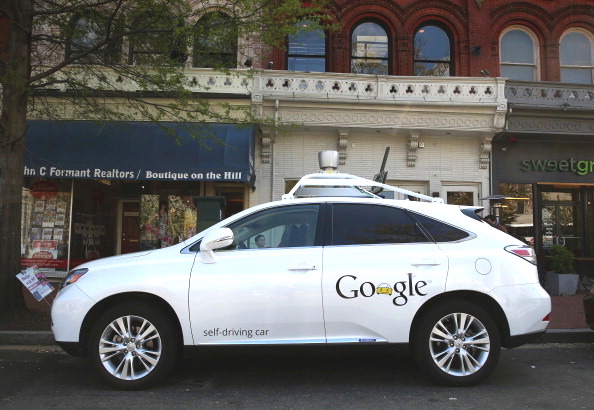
442 184 480 206
499 26 540 81
559 29 594 85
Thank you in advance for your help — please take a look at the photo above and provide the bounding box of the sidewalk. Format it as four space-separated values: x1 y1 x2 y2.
1 293 593 346
534 292 594 344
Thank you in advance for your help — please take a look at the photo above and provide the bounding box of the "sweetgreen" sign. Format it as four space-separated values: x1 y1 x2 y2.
521 158 594 176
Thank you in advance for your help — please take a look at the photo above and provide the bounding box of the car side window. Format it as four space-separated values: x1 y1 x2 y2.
409 212 470 242
331 203 429 245
225 204 320 250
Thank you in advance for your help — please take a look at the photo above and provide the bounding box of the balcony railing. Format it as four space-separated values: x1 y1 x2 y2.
46 66 507 109
44 67 594 112
505 80 594 110
251 71 506 108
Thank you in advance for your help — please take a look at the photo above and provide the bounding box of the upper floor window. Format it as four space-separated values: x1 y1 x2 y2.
287 20 326 72
128 10 187 66
500 28 538 81
351 22 389 75
66 14 121 63
560 30 593 84
413 24 452 76
193 12 238 69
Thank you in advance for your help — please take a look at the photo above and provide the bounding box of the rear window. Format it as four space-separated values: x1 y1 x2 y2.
410 212 470 242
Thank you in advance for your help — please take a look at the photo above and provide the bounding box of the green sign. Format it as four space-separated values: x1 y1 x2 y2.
521 158 594 176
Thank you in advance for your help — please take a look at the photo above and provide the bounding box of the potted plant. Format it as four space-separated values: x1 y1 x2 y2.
546 245 579 296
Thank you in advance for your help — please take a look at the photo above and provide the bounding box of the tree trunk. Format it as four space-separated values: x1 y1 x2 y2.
0 0 33 318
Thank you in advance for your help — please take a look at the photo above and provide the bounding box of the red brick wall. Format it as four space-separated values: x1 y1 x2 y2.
272 0 594 80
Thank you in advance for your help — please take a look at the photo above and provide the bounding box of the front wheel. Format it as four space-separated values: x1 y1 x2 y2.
88 302 179 390
412 301 501 386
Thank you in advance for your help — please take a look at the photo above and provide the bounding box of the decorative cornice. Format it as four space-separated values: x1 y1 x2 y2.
508 117 594 135
277 109 499 132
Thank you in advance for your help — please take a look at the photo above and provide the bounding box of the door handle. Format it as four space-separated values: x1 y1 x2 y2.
411 259 441 266
288 264 318 271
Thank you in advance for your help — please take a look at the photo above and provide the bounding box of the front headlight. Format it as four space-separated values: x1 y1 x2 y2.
61 268 89 289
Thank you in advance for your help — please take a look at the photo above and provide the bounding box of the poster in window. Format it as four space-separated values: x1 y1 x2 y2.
42 210 55 227
55 213 65 226
42 228 53 240
34 200 45 213
53 228 64 241
32 213 43 226
31 227 41 240
57 201 67 214
46 198 57 210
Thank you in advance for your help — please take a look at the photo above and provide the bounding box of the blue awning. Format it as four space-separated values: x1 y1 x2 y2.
24 121 255 183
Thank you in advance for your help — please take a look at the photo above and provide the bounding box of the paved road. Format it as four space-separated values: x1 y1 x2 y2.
1 344 593 409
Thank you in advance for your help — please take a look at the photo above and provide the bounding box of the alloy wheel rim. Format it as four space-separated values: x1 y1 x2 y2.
429 312 490 377
98 315 162 381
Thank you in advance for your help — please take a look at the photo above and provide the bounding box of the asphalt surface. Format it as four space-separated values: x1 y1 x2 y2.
1 343 593 409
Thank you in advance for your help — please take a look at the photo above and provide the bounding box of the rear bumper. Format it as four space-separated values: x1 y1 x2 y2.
505 330 547 348
490 283 551 341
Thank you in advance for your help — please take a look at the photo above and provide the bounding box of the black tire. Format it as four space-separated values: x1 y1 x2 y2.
88 302 179 390
412 300 501 387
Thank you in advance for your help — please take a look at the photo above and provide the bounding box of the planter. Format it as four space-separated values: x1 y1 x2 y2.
546 271 579 296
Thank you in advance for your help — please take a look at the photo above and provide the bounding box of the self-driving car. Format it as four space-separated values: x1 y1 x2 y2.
51 151 551 389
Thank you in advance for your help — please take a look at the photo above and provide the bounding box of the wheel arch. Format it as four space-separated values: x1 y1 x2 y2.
410 291 512 347
78 292 184 358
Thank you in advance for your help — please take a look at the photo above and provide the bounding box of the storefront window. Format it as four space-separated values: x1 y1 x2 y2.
140 194 197 250
446 192 473 206
499 183 533 245
21 180 72 278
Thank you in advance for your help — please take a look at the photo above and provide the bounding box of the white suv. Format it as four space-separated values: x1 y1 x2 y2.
51 152 550 390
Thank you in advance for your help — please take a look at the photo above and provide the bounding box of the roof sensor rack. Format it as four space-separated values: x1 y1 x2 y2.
282 151 444 203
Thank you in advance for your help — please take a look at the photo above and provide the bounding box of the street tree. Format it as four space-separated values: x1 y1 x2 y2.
0 0 328 317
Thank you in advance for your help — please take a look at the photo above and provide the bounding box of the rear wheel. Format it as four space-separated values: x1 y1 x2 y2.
413 301 501 386
88 302 178 390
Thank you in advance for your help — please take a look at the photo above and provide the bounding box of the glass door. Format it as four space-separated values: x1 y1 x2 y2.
539 188 583 268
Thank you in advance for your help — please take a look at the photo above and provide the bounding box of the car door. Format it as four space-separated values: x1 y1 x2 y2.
322 203 449 344
189 203 326 344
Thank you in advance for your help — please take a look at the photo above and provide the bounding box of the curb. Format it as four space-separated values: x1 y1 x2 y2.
1 329 593 347
532 328 594 344
0 331 55 346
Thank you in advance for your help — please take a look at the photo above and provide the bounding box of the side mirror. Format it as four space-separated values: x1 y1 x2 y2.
200 228 233 264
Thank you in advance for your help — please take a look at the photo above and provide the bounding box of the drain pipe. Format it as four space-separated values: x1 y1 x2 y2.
271 99 279 201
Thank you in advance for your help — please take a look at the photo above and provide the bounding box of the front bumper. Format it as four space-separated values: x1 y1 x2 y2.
51 284 95 349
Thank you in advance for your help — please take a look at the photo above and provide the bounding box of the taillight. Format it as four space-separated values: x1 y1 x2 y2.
505 245 537 265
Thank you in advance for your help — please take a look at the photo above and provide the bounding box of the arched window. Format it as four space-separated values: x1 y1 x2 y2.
500 28 538 81
128 9 187 66
66 14 121 63
193 12 238 69
413 24 452 76
351 22 389 75
560 30 593 84
287 20 326 72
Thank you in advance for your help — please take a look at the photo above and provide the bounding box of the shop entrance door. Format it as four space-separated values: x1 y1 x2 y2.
119 201 140 254
539 188 583 259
